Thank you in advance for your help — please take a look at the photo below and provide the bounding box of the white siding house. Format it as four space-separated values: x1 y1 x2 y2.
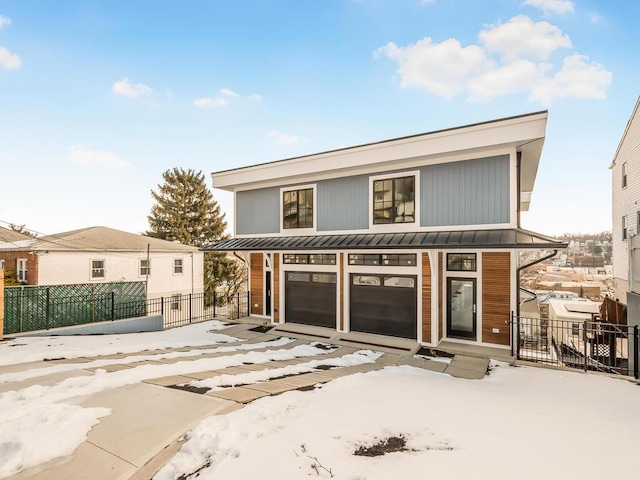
610 96 640 301
0 226 204 299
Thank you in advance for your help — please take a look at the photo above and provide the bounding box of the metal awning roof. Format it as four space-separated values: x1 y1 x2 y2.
205 228 567 251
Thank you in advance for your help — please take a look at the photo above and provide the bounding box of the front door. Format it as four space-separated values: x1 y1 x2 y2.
447 278 477 340
265 271 272 316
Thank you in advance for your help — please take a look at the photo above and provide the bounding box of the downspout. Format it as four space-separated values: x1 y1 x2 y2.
516 249 558 318
516 151 522 228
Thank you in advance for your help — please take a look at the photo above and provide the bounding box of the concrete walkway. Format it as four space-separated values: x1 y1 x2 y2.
5 320 507 480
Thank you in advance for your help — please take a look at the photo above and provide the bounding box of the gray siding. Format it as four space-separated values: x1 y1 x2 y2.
236 187 280 235
317 175 369 231
421 155 510 226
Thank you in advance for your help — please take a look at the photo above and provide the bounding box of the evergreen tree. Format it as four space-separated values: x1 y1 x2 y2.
147 168 226 247
147 168 245 296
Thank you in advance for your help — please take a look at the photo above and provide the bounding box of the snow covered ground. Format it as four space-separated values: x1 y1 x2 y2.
1 319 639 480
156 363 640 480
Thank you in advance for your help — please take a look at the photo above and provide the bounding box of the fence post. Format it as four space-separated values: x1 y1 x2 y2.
237 292 240 320
634 325 639 380
45 287 50 330
213 292 216 318
189 293 192 323
160 296 164 316
111 292 115 321
583 320 588 373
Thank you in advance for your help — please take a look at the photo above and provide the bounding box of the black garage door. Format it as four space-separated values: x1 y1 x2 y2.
350 274 417 339
285 272 337 328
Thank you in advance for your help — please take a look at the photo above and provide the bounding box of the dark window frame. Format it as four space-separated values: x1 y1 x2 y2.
373 175 415 225
283 253 336 265
348 253 416 266
140 259 151 276
446 253 477 272
283 188 314 229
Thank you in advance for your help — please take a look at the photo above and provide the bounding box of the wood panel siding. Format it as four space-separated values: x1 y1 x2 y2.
438 252 443 342
339 253 344 331
250 253 264 316
421 252 432 344
482 252 511 346
273 254 280 323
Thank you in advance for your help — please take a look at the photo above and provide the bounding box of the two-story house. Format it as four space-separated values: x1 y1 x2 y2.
207 111 566 349
610 96 640 305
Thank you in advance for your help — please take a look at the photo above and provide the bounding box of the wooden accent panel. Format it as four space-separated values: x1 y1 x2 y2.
339 253 344 331
250 253 264 316
273 254 280 323
438 252 443 341
482 252 511 346
421 252 432 344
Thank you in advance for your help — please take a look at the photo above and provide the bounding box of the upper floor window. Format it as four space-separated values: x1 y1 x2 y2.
140 259 151 276
622 216 628 241
283 187 314 229
92 260 105 279
622 162 627 189
0 259 4 270
174 258 183 274
373 175 415 225
17 258 27 282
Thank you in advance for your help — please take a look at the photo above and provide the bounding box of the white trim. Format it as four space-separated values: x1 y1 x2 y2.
17 258 28 283
368 170 421 232
428 250 438 346
279 183 317 236
139 258 151 277
173 257 184 276
214 113 547 191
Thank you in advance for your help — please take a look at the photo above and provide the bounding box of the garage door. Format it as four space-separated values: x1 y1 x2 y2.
350 274 417 339
285 272 337 328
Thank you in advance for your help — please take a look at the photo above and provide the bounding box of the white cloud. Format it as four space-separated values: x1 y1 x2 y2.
375 38 492 99
247 94 263 101
376 14 611 105
468 59 549 101
479 15 572 61
0 46 21 69
194 88 261 108
0 15 10 29
67 145 128 168
529 53 612 105
268 130 304 146
111 78 152 98
522 0 575 15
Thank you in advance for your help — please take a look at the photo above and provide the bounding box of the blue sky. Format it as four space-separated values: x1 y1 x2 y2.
0 0 638 237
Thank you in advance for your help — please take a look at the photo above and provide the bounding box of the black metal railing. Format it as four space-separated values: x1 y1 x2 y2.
512 312 639 379
3 290 250 334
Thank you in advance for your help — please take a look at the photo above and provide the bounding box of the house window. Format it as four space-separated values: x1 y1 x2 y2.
91 260 105 279
373 176 415 224
140 259 151 276
283 254 336 265
571 323 580 337
283 188 314 229
171 294 182 310
622 162 627 188
174 258 183 274
0 259 4 270
447 253 477 272
623 216 628 241
17 258 27 282
348 253 416 266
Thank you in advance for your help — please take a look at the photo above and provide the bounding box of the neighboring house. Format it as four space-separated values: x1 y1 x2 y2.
611 96 640 303
207 111 566 349
0 227 35 280
0 226 204 298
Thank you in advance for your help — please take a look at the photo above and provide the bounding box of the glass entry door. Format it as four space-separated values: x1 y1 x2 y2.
447 278 477 340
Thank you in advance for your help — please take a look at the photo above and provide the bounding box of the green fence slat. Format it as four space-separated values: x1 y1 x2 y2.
3 281 146 335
